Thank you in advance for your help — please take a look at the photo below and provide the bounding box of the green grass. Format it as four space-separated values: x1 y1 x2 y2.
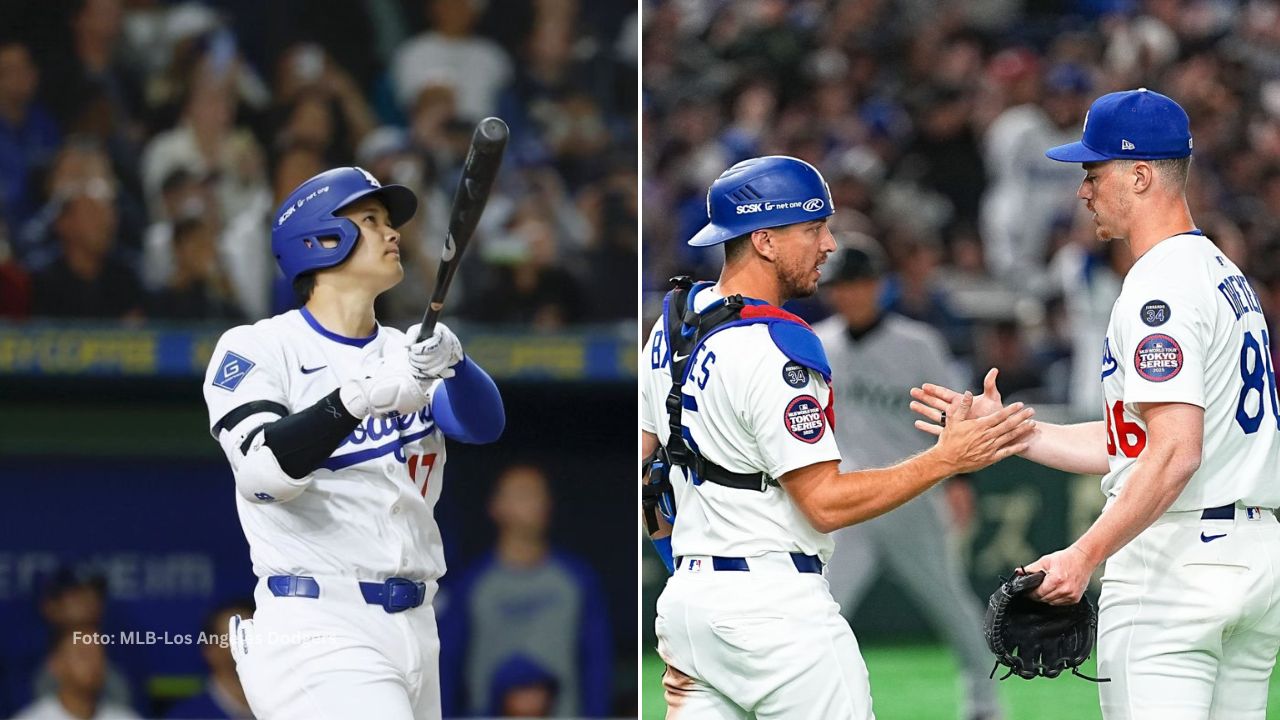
642 645 1280 719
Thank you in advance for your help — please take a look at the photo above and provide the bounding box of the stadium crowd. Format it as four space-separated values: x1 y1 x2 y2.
643 0 1280 419
0 0 637 329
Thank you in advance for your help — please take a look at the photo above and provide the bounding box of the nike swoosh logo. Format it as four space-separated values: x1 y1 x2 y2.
672 352 689 363
300 365 327 375
1201 532 1227 543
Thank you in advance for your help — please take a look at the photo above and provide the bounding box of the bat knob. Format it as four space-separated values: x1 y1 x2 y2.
477 117 510 145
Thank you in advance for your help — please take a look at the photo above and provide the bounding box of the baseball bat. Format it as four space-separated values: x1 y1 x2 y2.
418 116 509 338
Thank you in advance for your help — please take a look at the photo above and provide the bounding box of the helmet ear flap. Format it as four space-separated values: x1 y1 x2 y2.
273 216 361 283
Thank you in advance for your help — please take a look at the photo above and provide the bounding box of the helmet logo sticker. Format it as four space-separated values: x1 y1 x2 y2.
803 198 824 211
277 185 330 226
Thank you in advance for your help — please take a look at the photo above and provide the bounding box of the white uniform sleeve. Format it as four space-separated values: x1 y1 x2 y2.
742 349 842 479
1117 279 1208 408
640 319 663 435
203 324 290 436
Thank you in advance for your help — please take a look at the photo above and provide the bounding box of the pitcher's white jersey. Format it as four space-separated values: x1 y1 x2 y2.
1099 232 1280 509
203 307 448 581
640 286 841 562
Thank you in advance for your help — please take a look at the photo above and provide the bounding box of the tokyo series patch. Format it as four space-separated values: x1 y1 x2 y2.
782 361 810 388
1133 334 1182 382
1140 299 1171 327
784 395 826 443
212 351 255 391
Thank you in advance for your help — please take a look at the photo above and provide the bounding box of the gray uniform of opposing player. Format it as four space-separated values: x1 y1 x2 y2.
815 242 1000 720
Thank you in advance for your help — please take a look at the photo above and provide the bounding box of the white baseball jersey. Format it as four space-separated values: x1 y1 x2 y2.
640 285 841 562
1099 232 1280 509
203 307 448 582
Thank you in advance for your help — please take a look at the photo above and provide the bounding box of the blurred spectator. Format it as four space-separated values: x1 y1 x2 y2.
882 230 972 357
140 61 268 224
3 2 631 325
38 0 141 144
1047 209 1132 419
971 319 1045 400
15 631 138 720
145 216 245 322
465 208 585 329
269 43 377 166
392 0 513 122
486 654 559 718
140 167 216 292
29 141 144 320
980 61 1093 286
164 599 255 720
0 38 61 238
0 229 32 318
439 464 611 718
31 568 132 714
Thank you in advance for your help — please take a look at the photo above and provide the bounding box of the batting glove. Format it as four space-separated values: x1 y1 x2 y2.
339 352 429 419
405 322 464 381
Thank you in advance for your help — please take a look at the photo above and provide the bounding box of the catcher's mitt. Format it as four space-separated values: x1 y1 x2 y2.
983 570 1108 682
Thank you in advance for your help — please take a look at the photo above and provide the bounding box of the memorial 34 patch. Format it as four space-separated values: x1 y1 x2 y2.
784 395 826 443
212 351 255 391
782 361 810 388
1134 334 1182 382
1140 299 1171 327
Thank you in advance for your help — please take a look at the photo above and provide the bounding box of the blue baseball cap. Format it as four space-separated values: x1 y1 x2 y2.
1045 88 1192 163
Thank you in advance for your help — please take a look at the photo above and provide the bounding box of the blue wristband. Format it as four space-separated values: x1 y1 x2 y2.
651 536 675 575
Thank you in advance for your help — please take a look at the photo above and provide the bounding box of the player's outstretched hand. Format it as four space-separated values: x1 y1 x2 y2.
405 322 464 381
339 353 429 419
911 367 1004 437
934 389 1035 475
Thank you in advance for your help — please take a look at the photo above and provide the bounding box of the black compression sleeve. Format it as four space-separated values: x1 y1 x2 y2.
261 388 362 479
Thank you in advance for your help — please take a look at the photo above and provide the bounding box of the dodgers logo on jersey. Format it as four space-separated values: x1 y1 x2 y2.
784 395 825 443
1101 338 1118 381
1134 333 1183 382
212 351 254 391
1140 299 1171 327
782 361 809 388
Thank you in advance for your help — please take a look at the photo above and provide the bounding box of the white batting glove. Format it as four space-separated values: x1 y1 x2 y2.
339 352 429 419
405 322 464 381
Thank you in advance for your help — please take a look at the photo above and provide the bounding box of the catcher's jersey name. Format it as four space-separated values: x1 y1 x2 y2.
641 285 840 563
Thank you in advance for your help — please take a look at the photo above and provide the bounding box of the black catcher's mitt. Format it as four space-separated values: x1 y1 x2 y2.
983 570 1107 682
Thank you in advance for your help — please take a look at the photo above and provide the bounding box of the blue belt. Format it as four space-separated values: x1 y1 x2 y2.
676 553 823 574
267 575 427 614
1202 504 1234 520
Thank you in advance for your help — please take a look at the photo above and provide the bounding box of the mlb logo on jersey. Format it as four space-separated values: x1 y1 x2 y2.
1134 333 1183 382
212 351 255 392
688 558 703 572
1248 507 1262 521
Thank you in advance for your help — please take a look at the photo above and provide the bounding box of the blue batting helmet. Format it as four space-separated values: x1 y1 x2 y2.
271 166 418 283
689 156 834 247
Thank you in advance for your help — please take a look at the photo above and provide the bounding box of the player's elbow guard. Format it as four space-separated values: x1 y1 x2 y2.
232 428 313 504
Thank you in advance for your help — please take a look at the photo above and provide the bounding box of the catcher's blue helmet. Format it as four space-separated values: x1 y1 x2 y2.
271 166 418 283
689 156 834 247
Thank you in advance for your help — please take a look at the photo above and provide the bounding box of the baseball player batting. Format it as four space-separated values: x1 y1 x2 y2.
815 238 1003 720
913 89 1280 719
201 166 505 720
640 155 1036 719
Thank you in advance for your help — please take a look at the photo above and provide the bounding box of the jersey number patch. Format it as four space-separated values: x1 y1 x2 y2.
1104 400 1146 458
1235 329 1280 435
407 452 438 497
